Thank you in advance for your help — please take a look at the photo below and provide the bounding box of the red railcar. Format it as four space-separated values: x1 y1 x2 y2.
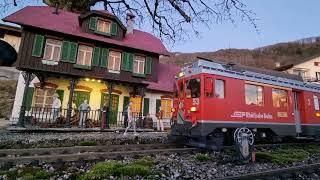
170 58 320 148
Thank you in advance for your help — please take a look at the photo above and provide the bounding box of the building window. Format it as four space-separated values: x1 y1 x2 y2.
292 69 309 81
133 56 145 74
314 96 319 110
272 88 288 108
43 39 62 61
97 19 111 33
108 51 121 72
77 45 93 66
245 84 263 106
131 96 142 115
33 88 55 109
161 99 172 118
215 79 225 99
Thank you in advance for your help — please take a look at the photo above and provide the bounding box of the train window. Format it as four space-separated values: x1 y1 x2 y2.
205 77 214 97
272 88 288 108
245 84 264 106
186 78 201 98
313 96 319 110
215 80 225 99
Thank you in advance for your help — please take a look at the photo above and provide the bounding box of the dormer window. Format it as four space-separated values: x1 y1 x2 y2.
97 19 111 34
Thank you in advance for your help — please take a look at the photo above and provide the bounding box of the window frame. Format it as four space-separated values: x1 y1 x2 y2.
245 84 264 106
272 88 288 108
43 38 62 62
108 50 122 73
133 55 146 74
215 79 225 99
314 95 319 111
96 19 111 34
33 87 56 109
76 44 93 66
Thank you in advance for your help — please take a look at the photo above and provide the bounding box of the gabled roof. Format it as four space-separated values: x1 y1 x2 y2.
145 63 180 93
274 54 320 71
3 6 169 55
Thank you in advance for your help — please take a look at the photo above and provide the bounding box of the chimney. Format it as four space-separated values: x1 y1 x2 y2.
126 13 135 35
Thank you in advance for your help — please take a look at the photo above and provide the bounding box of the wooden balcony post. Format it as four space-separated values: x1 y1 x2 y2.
66 78 77 128
106 81 114 129
139 86 146 118
18 72 35 127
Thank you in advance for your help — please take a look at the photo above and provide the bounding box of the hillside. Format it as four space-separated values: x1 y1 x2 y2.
160 37 320 69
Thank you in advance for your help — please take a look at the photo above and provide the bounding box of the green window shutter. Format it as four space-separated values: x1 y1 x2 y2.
128 53 134 72
92 47 101 66
100 48 109 67
32 34 44 57
143 98 149 116
69 42 78 63
111 22 118 36
56 89 64 105
123 96 130 112
61 41 70 62
156 99 161 114
121 52 128 71
24 87 34 111
89 17 97 30
145 57 152 74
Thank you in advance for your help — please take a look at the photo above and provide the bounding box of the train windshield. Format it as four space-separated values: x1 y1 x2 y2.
186 78 201 98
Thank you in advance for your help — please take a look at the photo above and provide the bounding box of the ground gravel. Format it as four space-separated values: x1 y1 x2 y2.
0 131 168 148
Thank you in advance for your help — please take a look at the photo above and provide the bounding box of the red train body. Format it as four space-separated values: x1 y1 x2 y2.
170 58 320 148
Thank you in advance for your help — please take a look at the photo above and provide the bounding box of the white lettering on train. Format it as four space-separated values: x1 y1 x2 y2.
231 111 273 119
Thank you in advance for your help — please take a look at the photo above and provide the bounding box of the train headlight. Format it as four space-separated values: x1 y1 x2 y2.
190 107 197 112
316 113 320 117
171 108 176 112
178 72 184 77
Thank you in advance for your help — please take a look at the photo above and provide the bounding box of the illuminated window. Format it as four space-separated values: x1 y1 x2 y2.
272 88 288 108
97 19 111 33
133 56 145 74
130 96 142 114
108 51 121 72
245 84 264 106
43 39 62 61
77 45 92 66
161 99 172 118
215 79 225 99
33 88 55 109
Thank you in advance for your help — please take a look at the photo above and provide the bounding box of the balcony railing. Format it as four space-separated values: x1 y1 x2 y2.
20 106 154 129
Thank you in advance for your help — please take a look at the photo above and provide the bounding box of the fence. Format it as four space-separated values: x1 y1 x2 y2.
21 106 151 128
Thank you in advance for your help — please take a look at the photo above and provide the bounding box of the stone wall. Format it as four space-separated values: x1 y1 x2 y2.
0 80 17 118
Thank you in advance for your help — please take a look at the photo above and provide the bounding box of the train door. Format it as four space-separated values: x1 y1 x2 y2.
293 91 302 135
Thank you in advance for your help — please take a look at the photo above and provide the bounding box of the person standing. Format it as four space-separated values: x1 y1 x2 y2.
156 106 164 131
123 101 138 136
52 93 61 123
100 102 109 129
78 100 91 128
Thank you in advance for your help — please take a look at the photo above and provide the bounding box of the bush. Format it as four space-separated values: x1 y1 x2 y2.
256 148 309 165
194 153 211 162
78 141 97 146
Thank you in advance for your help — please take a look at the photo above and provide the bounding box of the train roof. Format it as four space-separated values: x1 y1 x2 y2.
180 57 320 93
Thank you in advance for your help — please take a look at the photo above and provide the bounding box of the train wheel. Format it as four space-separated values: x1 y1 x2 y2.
234 127 254 163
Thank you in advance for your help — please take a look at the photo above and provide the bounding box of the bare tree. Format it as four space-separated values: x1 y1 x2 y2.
2 0 257 45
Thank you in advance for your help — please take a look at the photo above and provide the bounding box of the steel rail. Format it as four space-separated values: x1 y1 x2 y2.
0 144 198 165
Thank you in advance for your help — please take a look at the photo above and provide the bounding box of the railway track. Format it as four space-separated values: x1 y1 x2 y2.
0 144 198 166
220 162 320 180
